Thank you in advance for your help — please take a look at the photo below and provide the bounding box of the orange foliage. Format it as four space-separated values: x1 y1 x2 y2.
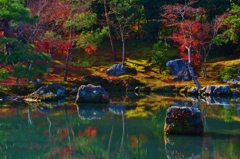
57 128 69 141
130 133 147 147
84 45 97 55
84 126 97 138
130 135 138 146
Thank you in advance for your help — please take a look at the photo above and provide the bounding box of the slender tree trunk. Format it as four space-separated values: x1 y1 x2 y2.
64 0 73 81
122 38 125 65
187 63 202 89
119 24 125 65
202 57 207 78
64 47 71 81
104 0 116 60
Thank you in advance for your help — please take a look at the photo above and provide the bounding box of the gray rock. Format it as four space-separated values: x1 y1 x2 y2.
205 85 231 95
164 106 203 135
166 59 187 76
173 68 192 81
75 84 110 103
233 87 240 96
106 64 126 76
27 83 67 101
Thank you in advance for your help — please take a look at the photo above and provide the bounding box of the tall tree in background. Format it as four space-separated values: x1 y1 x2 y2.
161 0 205 89
104 0 116 60
110 0 136 65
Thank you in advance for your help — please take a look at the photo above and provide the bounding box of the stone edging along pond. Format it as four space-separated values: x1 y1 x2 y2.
0 75 239 102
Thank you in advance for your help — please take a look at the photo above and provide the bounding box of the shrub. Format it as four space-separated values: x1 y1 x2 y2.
151 40 169 74
0 69 9 80
219 66 237 80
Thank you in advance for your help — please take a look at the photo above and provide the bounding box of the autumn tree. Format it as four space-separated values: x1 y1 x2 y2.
161 0 206 89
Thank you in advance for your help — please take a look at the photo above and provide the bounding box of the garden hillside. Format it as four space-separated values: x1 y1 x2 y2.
0 39 239 96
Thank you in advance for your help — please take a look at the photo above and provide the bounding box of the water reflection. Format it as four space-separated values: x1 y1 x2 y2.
164 135 203 159
76 103 109 120
0 94 240 158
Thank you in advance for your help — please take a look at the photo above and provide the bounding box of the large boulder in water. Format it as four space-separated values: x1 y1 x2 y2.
164 106 203 135
106 64 126 76
166 59 187 76
27 83 67 101
75 84 110 103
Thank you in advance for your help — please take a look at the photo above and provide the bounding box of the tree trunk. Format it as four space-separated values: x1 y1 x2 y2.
121 36 125 65
202 57 207 78
103 0 116 60
187 63 202 89
64 47 72 81
119 24 125 65
16 78 19 87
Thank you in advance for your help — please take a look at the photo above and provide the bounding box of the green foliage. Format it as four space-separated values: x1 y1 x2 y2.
0 69 9 80
69 60 90 67
64 12 97 30
77 27 108 48
219 66 237 80
0 41 50 84
214 3 240 45
0 0 38 23
151 40 169 74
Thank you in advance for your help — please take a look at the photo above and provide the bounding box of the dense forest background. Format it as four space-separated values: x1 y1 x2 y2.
0 0 240 86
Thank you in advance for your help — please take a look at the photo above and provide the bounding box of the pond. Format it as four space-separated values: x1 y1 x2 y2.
0 92 240 159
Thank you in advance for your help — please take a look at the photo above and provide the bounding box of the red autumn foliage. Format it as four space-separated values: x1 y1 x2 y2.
34 40 72 56
172 21 206 66
161 2 209 67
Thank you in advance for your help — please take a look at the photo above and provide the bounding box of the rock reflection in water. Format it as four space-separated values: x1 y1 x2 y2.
76 103 109 120
109 104 125 115
164 135 203 159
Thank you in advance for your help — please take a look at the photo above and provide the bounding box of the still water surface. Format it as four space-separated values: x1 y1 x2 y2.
0 93 240 159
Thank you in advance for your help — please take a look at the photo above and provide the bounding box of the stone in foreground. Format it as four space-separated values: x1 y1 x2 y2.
75 84 110 103
164 106 203 135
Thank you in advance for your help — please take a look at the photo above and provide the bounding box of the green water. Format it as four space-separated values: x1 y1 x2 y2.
0 94 240 159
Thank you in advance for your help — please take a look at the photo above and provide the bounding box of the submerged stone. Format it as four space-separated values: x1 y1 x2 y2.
164 106 203 135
